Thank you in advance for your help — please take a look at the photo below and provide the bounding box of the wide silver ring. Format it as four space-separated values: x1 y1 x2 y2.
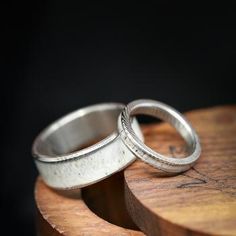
32 103 143 189
118 99 201 173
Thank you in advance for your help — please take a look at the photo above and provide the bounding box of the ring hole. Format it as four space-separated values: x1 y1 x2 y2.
67 135 108 153
36 108 122 157
137 115 189 158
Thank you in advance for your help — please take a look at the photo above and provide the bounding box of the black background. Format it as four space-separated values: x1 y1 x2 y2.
3 2 236 235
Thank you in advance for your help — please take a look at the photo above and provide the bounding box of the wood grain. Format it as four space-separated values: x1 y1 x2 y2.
35 173 144 236
124 106 236 236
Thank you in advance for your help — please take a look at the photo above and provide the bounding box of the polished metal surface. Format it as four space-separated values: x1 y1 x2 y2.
118 99 201 173
32 103 143 189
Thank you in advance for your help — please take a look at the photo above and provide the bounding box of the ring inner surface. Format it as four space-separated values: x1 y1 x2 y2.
130 105 195 155
37 108 122 157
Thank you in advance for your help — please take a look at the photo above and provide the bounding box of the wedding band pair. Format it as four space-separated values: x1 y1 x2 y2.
32 99 201 189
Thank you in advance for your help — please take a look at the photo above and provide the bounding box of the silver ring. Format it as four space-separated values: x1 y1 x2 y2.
32 103 143 189
118 99 201 173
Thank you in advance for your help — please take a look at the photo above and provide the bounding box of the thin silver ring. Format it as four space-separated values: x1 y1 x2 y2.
118 99 201 173
32 103 143 189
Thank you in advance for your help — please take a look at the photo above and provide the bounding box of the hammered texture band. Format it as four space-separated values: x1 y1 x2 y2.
32 103 143 189
118 99 201 173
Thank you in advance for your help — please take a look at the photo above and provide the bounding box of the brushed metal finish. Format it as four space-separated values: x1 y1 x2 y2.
32 103 143 189
118 99 201 173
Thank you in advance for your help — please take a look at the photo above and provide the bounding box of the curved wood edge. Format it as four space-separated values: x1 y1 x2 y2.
124 180 207 236
124 105 236 236
35 177 144 236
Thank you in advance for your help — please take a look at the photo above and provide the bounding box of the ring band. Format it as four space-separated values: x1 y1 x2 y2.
118 99 201 173
32 103 143 189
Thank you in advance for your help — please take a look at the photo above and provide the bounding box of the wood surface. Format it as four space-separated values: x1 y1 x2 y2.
35 172 144 236
124 106 236 236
